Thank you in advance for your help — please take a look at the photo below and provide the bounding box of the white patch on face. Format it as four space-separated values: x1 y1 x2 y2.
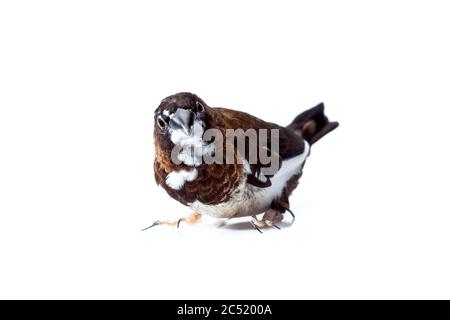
170 120 213 167
165 168 198 190
163 110 171 117
170 120 203 145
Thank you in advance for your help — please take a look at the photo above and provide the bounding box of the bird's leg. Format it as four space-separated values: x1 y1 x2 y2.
250 217 264 233
142 212 202 231
177 212 202 227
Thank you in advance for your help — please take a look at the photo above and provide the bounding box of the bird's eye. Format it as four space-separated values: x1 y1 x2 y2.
196 101 205 113
157 117 166 129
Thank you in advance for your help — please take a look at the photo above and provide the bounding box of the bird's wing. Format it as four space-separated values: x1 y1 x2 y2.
216 107 306 188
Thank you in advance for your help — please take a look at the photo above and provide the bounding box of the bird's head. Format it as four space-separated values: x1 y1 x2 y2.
154 92 217 166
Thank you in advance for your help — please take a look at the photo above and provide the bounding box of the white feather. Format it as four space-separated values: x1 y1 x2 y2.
165 169 198 190
170 120 213 167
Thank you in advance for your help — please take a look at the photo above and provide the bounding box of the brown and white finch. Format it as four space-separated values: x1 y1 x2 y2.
149 92 338 231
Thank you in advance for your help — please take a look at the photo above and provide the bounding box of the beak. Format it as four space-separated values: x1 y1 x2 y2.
169 108 195 135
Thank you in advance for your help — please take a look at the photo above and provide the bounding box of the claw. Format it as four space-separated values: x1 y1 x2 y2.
272 224 281 230
285 207 295 220
281 207 295 224
141 220 160 231
177 218 183 229
250 221 263 234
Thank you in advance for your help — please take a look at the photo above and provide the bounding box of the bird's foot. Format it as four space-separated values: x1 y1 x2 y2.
250 211 283 233
142 212 202 231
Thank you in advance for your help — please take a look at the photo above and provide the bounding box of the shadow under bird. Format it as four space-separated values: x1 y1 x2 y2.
146 92 338 232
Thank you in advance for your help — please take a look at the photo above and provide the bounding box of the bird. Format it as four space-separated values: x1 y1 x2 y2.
147 92 338 232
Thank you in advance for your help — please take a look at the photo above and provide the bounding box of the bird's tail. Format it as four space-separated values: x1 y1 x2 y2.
287 102 339 145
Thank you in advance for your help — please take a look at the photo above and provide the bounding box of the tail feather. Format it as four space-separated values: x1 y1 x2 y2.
288 102 338 144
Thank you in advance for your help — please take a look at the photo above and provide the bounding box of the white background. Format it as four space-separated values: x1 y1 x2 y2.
0 1 449 299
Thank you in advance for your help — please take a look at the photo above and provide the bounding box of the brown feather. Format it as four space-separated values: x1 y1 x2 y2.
153 94 337 215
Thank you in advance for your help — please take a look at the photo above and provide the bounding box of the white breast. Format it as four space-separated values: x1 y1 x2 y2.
190 141 310 218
